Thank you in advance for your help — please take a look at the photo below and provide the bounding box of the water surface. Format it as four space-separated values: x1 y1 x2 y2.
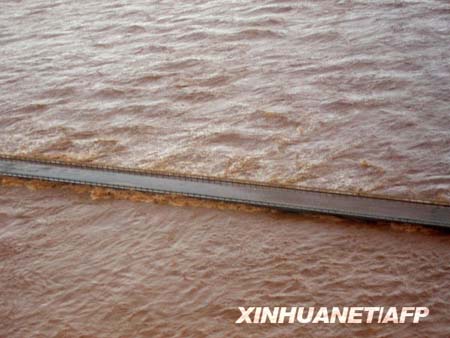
1 0 449 337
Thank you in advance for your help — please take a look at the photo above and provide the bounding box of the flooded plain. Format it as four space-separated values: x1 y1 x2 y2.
1 0 450 337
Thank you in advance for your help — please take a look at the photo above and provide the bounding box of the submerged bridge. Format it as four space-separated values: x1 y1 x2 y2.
0 155 449 228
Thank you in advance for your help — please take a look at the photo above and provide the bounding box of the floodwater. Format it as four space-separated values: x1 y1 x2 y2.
0 0 449 337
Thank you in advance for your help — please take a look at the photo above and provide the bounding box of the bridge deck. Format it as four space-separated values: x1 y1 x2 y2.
0 156 449 228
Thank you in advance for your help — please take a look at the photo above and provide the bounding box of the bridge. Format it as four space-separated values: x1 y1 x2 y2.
0 154 449 228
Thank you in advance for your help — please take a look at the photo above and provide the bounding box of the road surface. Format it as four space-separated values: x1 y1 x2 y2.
0 155 449 228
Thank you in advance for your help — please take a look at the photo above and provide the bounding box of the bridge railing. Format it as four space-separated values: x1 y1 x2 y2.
0 152 448 206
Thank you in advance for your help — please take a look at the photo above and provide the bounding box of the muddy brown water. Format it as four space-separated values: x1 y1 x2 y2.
1 0 450 337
